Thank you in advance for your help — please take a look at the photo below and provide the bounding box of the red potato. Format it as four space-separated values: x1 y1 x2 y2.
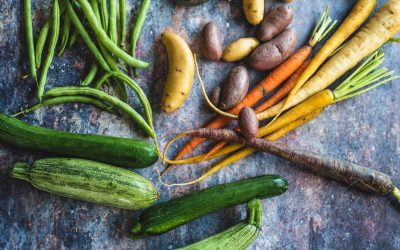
258 5 293 42
249 29 297 71
201 22 223 61
219 66 250 110
238 107 259 139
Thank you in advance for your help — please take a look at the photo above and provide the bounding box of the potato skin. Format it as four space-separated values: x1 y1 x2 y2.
202 22 223 61
161 30 195 113
243 0 264 25
258 5 293 42
238 107 259 139
222 38 260 62
219 66 250 110
210 86 221 106
249 29 297 71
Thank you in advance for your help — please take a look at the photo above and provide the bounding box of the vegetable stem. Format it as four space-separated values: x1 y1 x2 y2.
309 6 337 47
10 163 30 182
333 51 398 102
394 187 400 202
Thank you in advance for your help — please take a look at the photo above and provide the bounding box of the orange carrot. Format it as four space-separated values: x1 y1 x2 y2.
204 59 312 158
172 45 312 161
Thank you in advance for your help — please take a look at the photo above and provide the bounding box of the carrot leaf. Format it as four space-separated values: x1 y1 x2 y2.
333 51 398 102
309 6 337 47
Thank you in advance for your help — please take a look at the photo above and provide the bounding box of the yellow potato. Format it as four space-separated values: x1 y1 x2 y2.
222 38 260 62
243 0 264 25
161 30 195 113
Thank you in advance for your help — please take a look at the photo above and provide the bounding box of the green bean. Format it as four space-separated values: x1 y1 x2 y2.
35 20 50 69
44 87 154 137
131 0 151 76
13 96 116 117
68 28 79 48
95 71 152 124
66 0 110 71
99 0 109 31
37 0 60 102
119 0 126 46
76 0 150 68
90 0 128 101
58 14 71 56
109 0 118 43
81 63 99 86
24 0 36 80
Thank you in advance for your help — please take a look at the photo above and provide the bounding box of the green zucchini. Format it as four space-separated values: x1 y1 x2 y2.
174 0 209 6
132 175 287 239
11 158 159 210
178 199 262 250
0 114 158 168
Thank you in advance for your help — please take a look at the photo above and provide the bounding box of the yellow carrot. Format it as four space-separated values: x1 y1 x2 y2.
258 0 400 121
289 0 377 98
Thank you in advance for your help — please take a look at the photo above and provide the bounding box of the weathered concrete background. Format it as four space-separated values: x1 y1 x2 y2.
0 0 399 249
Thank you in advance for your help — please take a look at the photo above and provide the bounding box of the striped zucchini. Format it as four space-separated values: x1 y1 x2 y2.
0 114 158 168
132 175 287 238
178 199 262 250
11 158 159 210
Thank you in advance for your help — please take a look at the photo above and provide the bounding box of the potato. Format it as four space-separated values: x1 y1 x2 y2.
243 0 264 25
238 107 259 139
219 66 250 110
161 30 195 113
249 29 297 71
222 38 260 62
210 86 221 106
201 22 223 61
258 5 293 42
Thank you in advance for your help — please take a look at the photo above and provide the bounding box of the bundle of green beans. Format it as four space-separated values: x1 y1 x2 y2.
22 0 155 139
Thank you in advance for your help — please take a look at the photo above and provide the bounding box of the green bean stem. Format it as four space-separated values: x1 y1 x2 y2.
37 0 60 102
90 0 128 101
131 0 151 75
119 0 126 46
76 0 150 68
13 96 115 117
109 0 118 43
24 0 37 80
81 63 99 86
66 0 110 71
95 71 152 124
58 13 72 56
35 20 50 69
44 87 154 137
99 0 109 31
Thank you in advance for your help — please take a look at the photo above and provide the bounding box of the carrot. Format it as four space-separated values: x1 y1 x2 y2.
205 59 311 158
163 128 398 197
288 0 377 98
160 109 322 171
170 8 336 162
162 51 398 182
258 0 400 121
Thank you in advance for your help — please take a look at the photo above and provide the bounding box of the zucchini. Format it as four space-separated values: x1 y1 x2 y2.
178 199 262 250
174 0 209 6
132 175 287 239
0 114 158 168
11 158 159 210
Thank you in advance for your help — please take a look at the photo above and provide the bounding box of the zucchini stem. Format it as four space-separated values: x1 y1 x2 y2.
393 187 400 202
247 199 262 228
10 163 31 182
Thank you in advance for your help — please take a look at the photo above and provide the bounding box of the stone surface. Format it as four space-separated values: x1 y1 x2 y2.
1 0 400 249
